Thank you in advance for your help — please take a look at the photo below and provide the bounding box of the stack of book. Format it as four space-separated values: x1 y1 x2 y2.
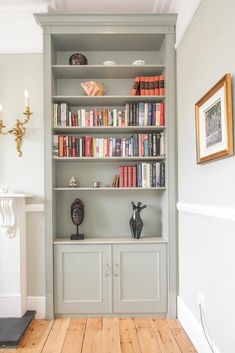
53 133 165 158
119 162 165 188
131 75 165 96
53 103 164 127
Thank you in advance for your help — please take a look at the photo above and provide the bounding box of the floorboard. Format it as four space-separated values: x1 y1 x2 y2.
0 317 198 353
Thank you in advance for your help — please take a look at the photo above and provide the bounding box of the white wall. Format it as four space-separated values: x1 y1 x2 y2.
177 0 235 352
0 54 45 302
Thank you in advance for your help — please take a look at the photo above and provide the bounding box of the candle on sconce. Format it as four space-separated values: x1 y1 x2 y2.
24 90 29 107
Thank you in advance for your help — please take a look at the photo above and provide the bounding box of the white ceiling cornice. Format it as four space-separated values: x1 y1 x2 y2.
0 0 203 53
175 0 202 48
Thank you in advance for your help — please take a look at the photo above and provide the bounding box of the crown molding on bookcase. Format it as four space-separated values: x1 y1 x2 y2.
177 202 235 222
175 0 203 48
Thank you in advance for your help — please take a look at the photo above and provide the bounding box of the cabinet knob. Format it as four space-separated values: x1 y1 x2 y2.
114 263 120 277
105 263 111 276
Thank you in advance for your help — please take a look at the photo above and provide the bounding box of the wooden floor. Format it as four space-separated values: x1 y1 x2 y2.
0 317 197 353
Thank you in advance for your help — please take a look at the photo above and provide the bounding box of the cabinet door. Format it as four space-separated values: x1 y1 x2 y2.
112 243 167 313
54 244 111 314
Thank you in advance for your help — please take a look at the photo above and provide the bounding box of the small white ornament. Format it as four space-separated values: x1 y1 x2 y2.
68 176 78 188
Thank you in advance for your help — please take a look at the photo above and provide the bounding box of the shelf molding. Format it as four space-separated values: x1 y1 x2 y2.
52 65 165 79
53 156 166 161
52 95 165 106
53 126 165 133
53 187 166 191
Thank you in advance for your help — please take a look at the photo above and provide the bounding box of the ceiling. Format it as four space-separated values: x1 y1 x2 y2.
0 0 181 13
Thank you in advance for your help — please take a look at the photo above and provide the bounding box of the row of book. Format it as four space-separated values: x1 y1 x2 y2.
131 75 165 96
53 102 165 127
54 133 165 158
117 162 165 188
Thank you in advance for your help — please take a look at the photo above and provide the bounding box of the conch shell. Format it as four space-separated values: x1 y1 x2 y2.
81 81 106 96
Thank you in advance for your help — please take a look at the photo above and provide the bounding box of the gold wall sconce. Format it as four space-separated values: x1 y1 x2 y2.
0 90 33 157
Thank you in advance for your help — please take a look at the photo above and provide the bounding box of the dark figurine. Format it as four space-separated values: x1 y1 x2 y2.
70 198 84 240
129 201 147 239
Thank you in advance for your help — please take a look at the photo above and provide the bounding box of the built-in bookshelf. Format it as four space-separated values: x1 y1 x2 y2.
35 14 177 319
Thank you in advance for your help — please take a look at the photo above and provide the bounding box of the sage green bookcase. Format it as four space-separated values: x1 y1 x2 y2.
35 14 177 319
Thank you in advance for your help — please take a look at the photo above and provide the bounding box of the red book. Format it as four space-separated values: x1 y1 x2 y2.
140 76 145 96
131 76 140 96
140 134 145 156
159 75 165 95
160 103 165 126
72 136 76 157
65 136 69 157
119 166 124 188
145 77 150 95
149 76 155 95
154 76 160 95
85 136 92 157
132 165 137 187
128 166 132 187
123 166 128 188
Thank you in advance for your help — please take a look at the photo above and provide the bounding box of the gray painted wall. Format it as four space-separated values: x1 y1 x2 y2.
177 0 235 352
0 54 45 296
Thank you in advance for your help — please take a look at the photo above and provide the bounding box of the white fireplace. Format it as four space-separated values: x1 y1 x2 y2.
0 192 32 318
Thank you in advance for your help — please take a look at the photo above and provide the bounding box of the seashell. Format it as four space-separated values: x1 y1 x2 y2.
81 81 106 96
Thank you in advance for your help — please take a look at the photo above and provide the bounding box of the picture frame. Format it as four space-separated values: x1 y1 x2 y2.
195 73 234 164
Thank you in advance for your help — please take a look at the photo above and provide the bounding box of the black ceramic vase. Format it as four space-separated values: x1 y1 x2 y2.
129 201 147 239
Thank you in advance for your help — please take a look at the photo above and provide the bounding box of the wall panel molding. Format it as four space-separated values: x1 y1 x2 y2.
177 202 235 222
25 204 44 213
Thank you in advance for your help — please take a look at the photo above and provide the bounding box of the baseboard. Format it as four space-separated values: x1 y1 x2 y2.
27 296 45 319
177 296 221 353
0 294 25 318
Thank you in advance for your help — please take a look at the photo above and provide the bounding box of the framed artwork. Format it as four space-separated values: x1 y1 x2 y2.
195 73 234 164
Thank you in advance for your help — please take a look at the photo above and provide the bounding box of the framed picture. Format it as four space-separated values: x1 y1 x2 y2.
195 73 234 164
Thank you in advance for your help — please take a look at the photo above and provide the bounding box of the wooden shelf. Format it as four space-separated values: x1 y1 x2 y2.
53 187 166 191
53 126 165 133
52 95 165 106
53 156 166 161
52 65 165 79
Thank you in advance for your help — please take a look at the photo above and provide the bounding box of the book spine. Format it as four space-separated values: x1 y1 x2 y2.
53 135 58 157
53 103 58 127
140 76 145 96
156 133 160 156
131 76 140 96
137 163 142 187
142 163 147 188
156 162 160 186
160 161 165 187
128 166 132 187
132 165 137 187
119 166 124 188
160 102 165 126
145 77 150 95
154 76 159 95
72 136 76 157
160 132 165 156
149 76 155 95
159 75 165 95
123 166 128 188
156 103 160 126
